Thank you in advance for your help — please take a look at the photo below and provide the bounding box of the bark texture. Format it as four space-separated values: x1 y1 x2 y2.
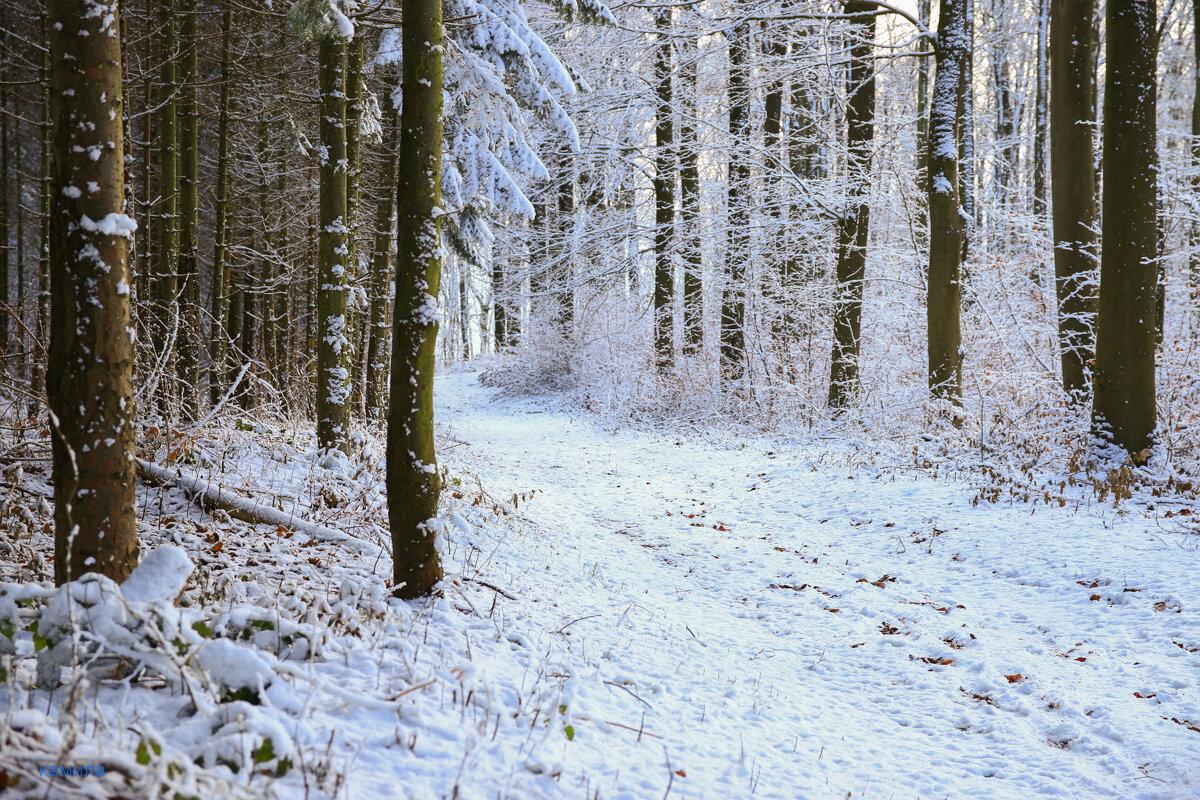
388 0 445 598
1050 0 1098 400
927 0 967 403
1092 0 1158 458
47 0 138 583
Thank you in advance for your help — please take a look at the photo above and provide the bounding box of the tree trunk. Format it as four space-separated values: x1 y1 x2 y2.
492 260 510 349
916 0 932 183
316 36 352 453
653 8 675 374
1033 0 1049 215
32 9 50 414
1190 0 1200 299
152 0 178 415
927 0 967 403
459 264 471 360
763 22 788 355
47 0 138 583
177 0 200 419
0 29 9 366
210 5 233 407
679 35 702 357
957 0 976 257
828 3 876 409
366 88 399 419
1092 0 1158 459
346 36 365 413
1050 0 1098 401
721 18 751 384
388 0 445 598
990 5 1014 213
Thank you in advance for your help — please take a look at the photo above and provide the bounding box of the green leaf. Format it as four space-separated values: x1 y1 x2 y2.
136 740 151 765
564 725 575 741
276 757 292 777
252 738 275 765
191 620 213 639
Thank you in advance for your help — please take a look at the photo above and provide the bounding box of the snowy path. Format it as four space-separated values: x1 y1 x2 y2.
434 369 1200 800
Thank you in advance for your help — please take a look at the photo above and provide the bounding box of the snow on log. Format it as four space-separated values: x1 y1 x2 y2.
135 459 384 557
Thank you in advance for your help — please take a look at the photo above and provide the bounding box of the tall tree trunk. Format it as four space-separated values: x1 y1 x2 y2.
721 18 751 384
257 113 276 392
991 7 1014 213
679 35 703 357
1190 0 1200 299
653 8 675 374
138 73 151 308
957 0 976 257
828 3 876 409
316 37 352 453
492 259 510 349
1050 0 1098 401
763 22 787 354
388 0 445 598
927 0 967 403
32 8 51 414
210 5 233 407
346 36 365 413
0 32 9 367
177 0 200 419
152 0 178 415
916 0 932 182
47 0 138 583
1092 0 1158 459
459 263 471 359
1033 0 1050 215
365 93 399 418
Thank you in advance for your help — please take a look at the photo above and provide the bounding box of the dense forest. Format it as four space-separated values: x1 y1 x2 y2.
0 1 1198 798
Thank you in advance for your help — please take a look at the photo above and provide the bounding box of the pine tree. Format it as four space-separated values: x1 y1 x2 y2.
388 0 446 598
47 0 138 583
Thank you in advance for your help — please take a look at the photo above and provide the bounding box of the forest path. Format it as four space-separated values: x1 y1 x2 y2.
436 367 1200 800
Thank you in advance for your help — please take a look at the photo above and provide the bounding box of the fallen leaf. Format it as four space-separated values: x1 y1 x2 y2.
914 656 954 666
674 770 687 778
1004 673 1023 683
1089 594 1101 601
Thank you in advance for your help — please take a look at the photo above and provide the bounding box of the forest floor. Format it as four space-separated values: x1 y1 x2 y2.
2 366 1199 799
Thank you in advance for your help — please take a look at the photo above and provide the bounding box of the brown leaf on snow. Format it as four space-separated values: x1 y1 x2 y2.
1004 673 1023 683
1164 717 1200 734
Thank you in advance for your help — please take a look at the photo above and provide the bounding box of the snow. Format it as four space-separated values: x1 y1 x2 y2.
119 544 193 604
78 212 137 238
2 369 1198 798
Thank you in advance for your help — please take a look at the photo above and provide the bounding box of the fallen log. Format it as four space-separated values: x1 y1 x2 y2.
135 459 386 558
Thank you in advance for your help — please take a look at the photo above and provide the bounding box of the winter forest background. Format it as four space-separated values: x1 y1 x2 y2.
0 0 1198 798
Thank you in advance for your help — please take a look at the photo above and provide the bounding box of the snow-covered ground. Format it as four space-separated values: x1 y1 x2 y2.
2 367 1199 799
